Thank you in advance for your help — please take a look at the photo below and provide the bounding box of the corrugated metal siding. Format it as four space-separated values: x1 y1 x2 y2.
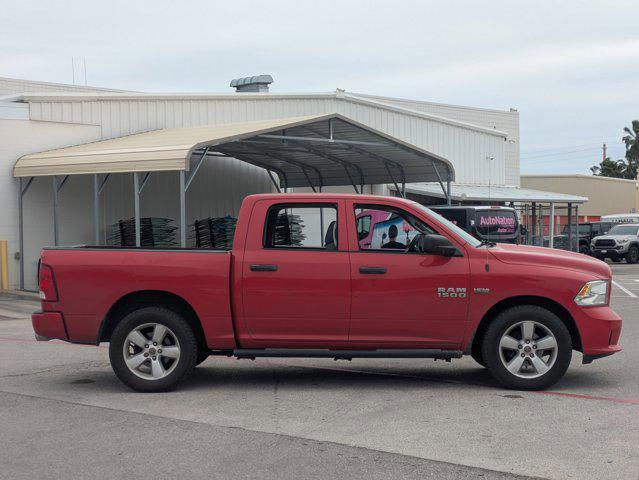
0 77 129 96
350 94 520 186
27 96 507 186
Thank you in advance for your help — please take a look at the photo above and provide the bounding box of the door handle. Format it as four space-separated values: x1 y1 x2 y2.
250 264 278 272
359 266 387 274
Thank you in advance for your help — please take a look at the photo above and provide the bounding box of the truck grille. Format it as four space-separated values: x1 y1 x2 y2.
595 239 615 247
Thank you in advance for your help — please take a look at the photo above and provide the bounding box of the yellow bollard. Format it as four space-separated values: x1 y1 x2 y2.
0 240 7 290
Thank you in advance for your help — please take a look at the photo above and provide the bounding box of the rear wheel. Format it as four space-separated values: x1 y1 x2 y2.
625 246 639 264
482 306 572 390
109 307 197 392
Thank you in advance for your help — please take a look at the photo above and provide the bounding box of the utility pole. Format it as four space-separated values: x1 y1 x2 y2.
602 143 607 161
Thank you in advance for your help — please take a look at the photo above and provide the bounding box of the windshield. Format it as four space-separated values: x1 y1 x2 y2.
410 202 482 247
608 225 639 236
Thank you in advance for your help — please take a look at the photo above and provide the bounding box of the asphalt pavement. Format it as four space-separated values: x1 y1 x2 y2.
0 263 637 479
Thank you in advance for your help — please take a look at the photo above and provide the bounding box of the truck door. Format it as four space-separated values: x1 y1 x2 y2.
238 199 350 347
347 201 470 348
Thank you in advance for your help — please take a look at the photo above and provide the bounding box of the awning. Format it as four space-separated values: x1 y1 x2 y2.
13 113 455 190
396 183 588 203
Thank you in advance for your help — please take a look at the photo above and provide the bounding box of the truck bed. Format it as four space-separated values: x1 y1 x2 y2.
40 247 235 347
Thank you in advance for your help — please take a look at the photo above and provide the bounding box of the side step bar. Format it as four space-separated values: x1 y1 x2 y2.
229 348 463 360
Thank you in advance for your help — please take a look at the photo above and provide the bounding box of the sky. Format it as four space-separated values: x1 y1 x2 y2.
1 0 638 175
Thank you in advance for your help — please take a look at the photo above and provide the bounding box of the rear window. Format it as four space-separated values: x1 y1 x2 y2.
475 210 518 237
264 204 338 250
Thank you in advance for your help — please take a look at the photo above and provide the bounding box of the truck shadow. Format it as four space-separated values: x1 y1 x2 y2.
62 360 618 394
181 361 501 392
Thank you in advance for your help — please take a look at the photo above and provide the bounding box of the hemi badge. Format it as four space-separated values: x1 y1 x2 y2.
474 287 491 295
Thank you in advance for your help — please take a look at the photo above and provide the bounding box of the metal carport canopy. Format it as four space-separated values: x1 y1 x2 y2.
13 113 455 191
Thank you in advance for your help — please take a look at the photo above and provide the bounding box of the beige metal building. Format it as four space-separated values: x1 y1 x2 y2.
521 174 639 219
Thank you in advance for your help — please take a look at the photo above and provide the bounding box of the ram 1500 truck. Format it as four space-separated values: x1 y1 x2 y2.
33 194 622 392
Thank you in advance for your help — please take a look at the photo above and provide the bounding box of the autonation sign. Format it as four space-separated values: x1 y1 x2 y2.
478 213 516 234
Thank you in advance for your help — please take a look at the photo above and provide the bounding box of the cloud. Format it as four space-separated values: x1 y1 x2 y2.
1 0 638 175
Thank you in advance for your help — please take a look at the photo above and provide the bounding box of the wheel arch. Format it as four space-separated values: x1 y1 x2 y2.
470 296 582 360
97 290 207 351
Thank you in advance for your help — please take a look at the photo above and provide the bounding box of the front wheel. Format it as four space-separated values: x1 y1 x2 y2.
625 246 639 264
578 244 590 255
482 306 572 390
109 307 198 392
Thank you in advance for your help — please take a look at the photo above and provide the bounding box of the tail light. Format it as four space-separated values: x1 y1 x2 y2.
39 264 58 302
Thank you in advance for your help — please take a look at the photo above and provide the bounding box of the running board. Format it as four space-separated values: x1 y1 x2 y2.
231 348 463 360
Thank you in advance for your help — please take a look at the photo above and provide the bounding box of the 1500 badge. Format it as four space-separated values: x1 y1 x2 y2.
437 287 467 298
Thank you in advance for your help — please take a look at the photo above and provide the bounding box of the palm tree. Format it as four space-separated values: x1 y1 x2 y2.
590 158 627 178
622 120 639 179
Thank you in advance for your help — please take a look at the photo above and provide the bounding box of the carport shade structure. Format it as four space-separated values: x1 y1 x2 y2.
13 113 454 287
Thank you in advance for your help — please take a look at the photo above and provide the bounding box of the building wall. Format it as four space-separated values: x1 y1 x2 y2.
24 93 508 186
349 93 520 186
0 119 102 289
521 174 639 217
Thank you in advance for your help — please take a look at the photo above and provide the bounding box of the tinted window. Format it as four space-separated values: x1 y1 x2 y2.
475 210 518 237
562 224 590 235
434 209 468 228
411 203 482 247
264 204 338 249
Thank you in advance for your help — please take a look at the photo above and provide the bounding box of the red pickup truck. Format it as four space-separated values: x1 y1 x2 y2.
33 193 622 392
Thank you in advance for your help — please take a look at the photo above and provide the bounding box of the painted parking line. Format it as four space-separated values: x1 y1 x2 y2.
612 280 638 298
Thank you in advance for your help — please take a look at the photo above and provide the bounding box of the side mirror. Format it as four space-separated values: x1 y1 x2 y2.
411 234 462 257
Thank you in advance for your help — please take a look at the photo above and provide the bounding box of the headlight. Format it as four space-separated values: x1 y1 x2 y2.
574 280 609 306
618 238 629 244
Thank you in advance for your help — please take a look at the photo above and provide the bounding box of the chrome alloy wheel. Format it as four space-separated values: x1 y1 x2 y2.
122 323 181 380
498 321 558 379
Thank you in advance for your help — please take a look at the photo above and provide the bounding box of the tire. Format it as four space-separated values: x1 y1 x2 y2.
578 244 589 255
625 246 639 264
195 351 209 366
611 258 622 263
109 307 198 392
470 343 485 367
482 306 572 390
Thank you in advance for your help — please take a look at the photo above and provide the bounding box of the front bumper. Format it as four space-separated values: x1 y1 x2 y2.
32 311 67 341
591 244 628 257
573 305 622 363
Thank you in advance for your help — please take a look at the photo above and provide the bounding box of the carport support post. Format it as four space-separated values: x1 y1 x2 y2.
179 171 186 247
575 205 580 252
93 174 99 245
531 203 537 246
134 173 141 247
567 203 573 253
541 205 545 246
549 203 555 248
446 179 452 206
52 176 59 246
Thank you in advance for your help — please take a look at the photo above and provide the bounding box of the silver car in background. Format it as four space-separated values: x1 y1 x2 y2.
591 224 639 263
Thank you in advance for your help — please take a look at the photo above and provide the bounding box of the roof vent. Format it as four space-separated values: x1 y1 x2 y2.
230 75 273 93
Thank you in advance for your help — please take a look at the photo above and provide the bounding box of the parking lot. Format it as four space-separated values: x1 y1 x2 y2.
1 263 637 480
